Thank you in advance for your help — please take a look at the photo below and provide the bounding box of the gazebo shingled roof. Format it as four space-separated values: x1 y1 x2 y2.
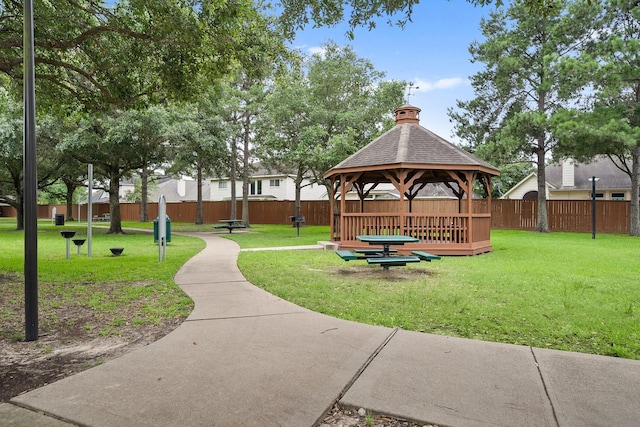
323 105 500 256
328 105 498 176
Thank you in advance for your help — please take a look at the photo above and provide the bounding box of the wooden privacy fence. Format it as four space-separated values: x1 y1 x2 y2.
8 199 632 234
491 199 630 234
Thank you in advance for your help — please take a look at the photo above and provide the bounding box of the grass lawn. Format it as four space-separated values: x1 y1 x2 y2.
2 218 638 360
0 218 204 340
234 227 640 360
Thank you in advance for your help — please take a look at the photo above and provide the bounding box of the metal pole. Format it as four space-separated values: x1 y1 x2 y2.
158 195 166 261
23 0 38 341
87 164 93 256
591 176 596 240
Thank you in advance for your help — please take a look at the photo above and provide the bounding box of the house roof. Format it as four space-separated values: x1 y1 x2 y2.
150 179 211 202
325 105 499 178
389 182 470 199
546 156 630 190
210 162 301 181
501 156 631 199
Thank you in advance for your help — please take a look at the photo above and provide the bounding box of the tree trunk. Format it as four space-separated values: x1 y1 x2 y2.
295 169 303 219
241 111 251 227
535 135 549 232
140 168 149 222
630 145 640 236
64 182 75 221
230 138 238 220
107 171 124 234
196 164 203 225
15 195 24 231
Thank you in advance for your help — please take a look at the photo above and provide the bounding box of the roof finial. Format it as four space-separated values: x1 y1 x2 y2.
405 82 419 103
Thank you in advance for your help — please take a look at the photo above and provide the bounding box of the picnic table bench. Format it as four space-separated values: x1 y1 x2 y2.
367 256 421 267
93 213 110 222
337 248 400 261
214 219 246 233
411 251 442 261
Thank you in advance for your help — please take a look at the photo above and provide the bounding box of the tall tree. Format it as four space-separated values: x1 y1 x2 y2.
0 89 65 230
553 0 640 235
126 106 172 222
38 116 86 221
449 0 600 232
211 9 289 226
60 108 170 233
257 42 405 219
167 103 229 224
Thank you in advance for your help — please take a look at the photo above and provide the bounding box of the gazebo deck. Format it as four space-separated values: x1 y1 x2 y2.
332 212 492 256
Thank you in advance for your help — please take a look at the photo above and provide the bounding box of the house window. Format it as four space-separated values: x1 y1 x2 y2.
250 180 262 195
612 192 625 200
218 182 227 189
269 179 280 187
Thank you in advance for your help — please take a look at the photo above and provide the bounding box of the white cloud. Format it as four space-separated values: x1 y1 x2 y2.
413 77 468 92
307 46 326 58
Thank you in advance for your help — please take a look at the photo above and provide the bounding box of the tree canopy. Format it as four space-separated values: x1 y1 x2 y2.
275 0 554 38
257 42 405 216
0 0 257 110
449 0 600 232
552 0 640 235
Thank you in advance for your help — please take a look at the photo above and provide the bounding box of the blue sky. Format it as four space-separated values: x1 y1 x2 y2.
292 0 496 143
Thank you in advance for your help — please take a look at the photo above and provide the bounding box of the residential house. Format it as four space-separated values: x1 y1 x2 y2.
501 156 632 200
209 165 327 201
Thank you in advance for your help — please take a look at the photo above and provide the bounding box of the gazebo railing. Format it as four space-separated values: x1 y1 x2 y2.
343 213 402 240
404 213 469 244
341 213 470 244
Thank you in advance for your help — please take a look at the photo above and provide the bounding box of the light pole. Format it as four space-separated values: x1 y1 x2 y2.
588 176 599 239
24 0 38 341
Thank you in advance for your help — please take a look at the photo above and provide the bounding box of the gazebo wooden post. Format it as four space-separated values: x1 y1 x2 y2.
403 171 424 215
398 170 407 234
328 176 336 240
487 177 493 214
340 175 346 242
466 172 474 243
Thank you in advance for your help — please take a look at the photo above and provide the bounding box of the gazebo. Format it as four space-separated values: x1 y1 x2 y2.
323 105 500 256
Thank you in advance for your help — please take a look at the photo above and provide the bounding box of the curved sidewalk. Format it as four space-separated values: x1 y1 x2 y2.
2 234 640 426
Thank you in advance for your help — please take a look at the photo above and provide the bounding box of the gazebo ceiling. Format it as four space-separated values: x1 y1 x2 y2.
324 105 500 180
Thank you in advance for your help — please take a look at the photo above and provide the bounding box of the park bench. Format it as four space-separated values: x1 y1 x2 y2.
411 251 442 262
93 213 110 222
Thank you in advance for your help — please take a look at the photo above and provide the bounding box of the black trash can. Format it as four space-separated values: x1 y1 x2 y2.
153 216 171 243
55 214 65 226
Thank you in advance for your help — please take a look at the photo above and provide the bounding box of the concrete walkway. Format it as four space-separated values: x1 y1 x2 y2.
2 233 640 426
